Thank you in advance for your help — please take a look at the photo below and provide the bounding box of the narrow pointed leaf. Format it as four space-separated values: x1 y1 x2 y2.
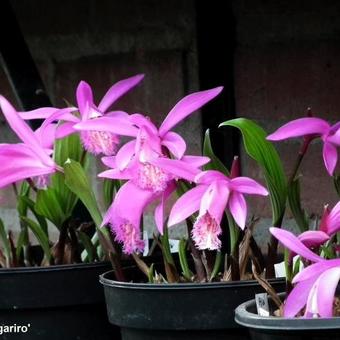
21 216 52 263
203 129 229 175
220 118 287 226
77 230 98 263
0 218 12 267
288 176 309 232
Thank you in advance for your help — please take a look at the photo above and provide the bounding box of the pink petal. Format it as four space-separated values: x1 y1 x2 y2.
98 74 144 112
298 230 330 248
270 227 323 263
135 125 162 162
181 155 210 168
74 116 138 137
98 167 133 180
158 86 223 136
267 118 330 141
319 204 330 233
130 113 159 135
150 157 201 182
315 267 340 317
326 202 340 235
168 185 208 227
115 140 136 170
228 191 247 230
34 123 57 149
323 141 338 175
284 277 317 318
199 181 230 223
155 182 176 234
18 107 63 120
55 122 76 139
293 259 340 284
110 181 156 228
76 81 94 119
161 131 187 159
195 170 228 184
230 177 268 196
101 156 116 168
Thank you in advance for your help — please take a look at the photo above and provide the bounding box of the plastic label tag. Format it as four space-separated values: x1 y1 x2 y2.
143 231 149 257
169 239 180 253
255 293 270 317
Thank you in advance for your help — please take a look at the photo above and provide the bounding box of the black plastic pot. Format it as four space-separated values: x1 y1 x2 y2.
100 269 286 340
235 293 340 340
0 262 120 340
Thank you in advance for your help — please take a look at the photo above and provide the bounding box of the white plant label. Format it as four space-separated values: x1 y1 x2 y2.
255 293 270 317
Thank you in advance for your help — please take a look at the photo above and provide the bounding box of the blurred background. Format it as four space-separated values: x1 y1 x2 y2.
0 0 339 247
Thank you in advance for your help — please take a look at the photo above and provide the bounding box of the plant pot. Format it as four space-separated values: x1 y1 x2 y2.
100 268 286 340
235 293 340 340
0 262 120 340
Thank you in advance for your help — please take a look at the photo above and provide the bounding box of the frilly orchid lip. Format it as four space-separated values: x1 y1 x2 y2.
267 117 340 175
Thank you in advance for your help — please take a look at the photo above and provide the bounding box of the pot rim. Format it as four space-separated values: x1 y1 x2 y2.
99 269 285 290
235 293 340 330
0 260 111 275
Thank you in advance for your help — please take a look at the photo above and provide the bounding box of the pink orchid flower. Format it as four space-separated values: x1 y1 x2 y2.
21 74 144 156
269 227 340 318
75 87 223 188
267 117 340 175
284 259 340 318
168 170 268 250
0 96 62 188
101 153 210 245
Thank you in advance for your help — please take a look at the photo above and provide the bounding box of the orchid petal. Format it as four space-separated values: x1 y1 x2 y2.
315 267 340 317
326 201 340 235
34 123 57 149
270 227 323 263
266 118 330 141
293 259 340 284
74 117 139 137
101 156 116 168
228 191 247 229
298 230 330 248
323 141 338 176
181 155 210 168
199 181 230 223
109 181 155 228
195 170 227 184
284 277 317 317
168 185 208 227
115 140 136 170
150 157 200 182
159 86 223 136
98 74 144 112
0 97 53 165
76 81 94 119
161 131 187 159
18 107 63 120
55 122 76 139
230 177 268 196
155 182 176 234
130 113 159 135
98 167 133 180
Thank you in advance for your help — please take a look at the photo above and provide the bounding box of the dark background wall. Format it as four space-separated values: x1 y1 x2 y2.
0 0 339 237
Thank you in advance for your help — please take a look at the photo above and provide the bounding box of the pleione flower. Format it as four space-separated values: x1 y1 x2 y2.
267 117 340 175
168 170 268 250
0 96 62 188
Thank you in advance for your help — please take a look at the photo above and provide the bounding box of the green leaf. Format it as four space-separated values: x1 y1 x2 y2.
35 189 67 228
334 175 340 198
103 178 119 210
287 176 309 232
77 231 98 263
18 196 49 236
203 129 229 175
210 251 222 281
64 159 102 228
15 227 29 260
220 118 287 226
52 132 84 215
20 216 52 263
0 218 11 267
